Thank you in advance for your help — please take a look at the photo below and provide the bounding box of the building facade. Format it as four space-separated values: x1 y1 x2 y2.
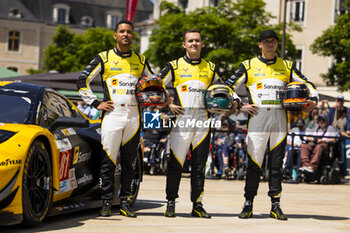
0 0 153 75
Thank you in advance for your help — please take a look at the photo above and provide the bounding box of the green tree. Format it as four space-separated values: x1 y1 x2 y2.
310 2 350 91
145 0 299 78
31 25 140 74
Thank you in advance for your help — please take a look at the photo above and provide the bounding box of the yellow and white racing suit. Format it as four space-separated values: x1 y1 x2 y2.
160 55 235 202
77 48 153 200
226 56 318 201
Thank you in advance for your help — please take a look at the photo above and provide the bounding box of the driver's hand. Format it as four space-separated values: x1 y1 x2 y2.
240 104 259 115
168 103 184 115
228 100 239 114
303 100 317 112
97 101 114 112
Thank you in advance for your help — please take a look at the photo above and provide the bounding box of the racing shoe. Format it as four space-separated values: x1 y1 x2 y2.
270 202 288 220
239 200 253 219
191 202 211 218
99 200 112 217
164 200 176 217
120 200 137 218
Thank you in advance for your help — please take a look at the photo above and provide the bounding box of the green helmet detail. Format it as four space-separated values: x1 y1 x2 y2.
205 84 234 114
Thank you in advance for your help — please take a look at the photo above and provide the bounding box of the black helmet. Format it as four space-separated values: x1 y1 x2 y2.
282 82 309 111
135 75 167 106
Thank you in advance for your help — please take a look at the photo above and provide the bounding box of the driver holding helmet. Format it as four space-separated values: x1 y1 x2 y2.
159 29 239 218
224 29 318 220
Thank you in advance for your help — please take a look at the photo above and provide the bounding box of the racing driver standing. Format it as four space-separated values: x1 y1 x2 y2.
159 29 239 218
77 20 153 217
225 29 318 220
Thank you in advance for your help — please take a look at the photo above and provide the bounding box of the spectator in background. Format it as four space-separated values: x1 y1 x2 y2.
300 114 338 173
214 113 236 177
89 107 100 120
319 99 330 115
331 106 350 177
77 101 91 117
284 118 306 180
304 107 319 130
328 95 347 125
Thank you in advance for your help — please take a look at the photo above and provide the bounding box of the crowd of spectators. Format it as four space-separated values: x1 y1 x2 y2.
284 96 350 181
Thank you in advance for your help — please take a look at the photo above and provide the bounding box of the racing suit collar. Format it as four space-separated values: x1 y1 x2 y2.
114 48 132 58
183 55 201 65
258 55 277 65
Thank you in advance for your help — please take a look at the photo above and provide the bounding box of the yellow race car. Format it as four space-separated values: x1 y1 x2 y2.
0 81 143 226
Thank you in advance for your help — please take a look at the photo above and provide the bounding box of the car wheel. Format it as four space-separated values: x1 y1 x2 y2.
129 146 142 206
22 140 53 226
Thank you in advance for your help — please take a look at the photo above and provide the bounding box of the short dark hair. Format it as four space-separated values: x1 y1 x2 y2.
114 20 134 32
183 29 201 42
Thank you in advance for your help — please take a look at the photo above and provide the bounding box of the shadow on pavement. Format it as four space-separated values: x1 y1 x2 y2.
249 213 349 220
132 199 166 211
0 208 114 233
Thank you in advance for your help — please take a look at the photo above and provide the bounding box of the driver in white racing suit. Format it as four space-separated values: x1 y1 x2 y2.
160 29 239 218
77 20 153 217
225 29 318 220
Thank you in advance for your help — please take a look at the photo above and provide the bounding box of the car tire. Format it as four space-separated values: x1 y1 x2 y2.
22 139 53 226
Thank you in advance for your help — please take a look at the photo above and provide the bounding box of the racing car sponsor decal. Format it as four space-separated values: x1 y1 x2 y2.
78 152 91 163
56 180 71 194
72 147 80 165
59 150 72 181
181 85 188 92
69 168 77 189
56 138 72 152
0 159 22 167
56 168 77 194
77 173 93 185
61 128 76 136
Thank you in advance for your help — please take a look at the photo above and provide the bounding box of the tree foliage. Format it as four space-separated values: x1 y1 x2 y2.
32 25 140 74
310 2 350 91
144 0 299 78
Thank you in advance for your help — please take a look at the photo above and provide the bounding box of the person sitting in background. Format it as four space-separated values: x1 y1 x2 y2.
304 107 319 129
284 118 306 179
328 95 348 125
214 113 236 177
300 114 338 173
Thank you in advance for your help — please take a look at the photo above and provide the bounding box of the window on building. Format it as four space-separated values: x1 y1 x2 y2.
211 0 220 7
8 8 23 18
6 67 18 72
178 0 188 10
53 4 70 24
290 0 305 23
106 13 121 29
336 0 349 16
295 49 303 71
111 16 119 29
58 8 67 24
81 16 93 27
8 30 20 51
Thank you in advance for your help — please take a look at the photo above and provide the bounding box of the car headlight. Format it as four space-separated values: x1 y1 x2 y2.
0 130 16 143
